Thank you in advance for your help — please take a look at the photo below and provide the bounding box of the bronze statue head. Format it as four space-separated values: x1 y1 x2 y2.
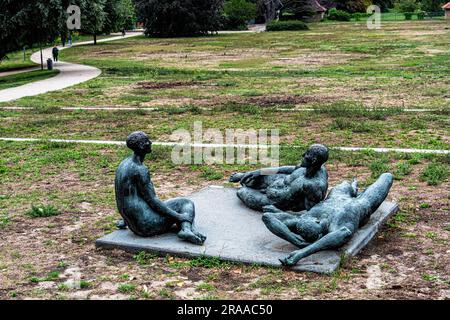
301 144 328 169
126 131 152 156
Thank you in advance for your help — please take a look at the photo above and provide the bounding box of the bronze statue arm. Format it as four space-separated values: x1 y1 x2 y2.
280 226 353 266
138 172 189 222
249 166 297 177
271 166 297 175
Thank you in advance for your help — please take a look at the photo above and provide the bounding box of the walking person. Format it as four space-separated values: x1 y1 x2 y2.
52 46 59 62
68 33 72 47
122 28 126 37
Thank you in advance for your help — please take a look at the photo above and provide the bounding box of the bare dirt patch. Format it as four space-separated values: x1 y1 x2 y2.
136 81 205 90
271 51 368 67
0 158 448 300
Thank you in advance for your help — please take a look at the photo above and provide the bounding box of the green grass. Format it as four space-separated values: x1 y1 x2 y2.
2 21 447 112
118 283 137 293
29 270 60 283
0 49 37 72
369 158 391 180
133 251 156 266
0 213 9 228
0 22 446 154
420 161 449 185
0 69 59 90
394 161 412 180
26 204 60 218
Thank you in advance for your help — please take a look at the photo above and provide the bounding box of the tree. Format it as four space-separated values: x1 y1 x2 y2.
0 0 64 68
117 0 137 30
135 0 224 37
420 0 445 12
255 0 283 23
223 0 257 30
102 0 137 34
80 0 107 44
281 0 323 20
372 0 395 12
335 0 373 13
395 0 419 12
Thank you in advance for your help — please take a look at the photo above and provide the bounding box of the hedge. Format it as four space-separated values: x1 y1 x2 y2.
266 20 309 32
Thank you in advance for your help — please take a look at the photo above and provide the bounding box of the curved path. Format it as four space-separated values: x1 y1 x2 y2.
0 27 271 103
0 32 143 103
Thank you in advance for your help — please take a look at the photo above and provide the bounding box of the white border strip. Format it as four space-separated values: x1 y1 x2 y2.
0 106 439 113
0 137 448 154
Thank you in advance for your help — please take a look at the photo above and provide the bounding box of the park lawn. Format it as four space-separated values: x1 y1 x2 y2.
0 49 38 73
0 70 59 91
0 107 448 151
0 20 449 300
0 33 115 73
0 21 448 111
0 141 449 299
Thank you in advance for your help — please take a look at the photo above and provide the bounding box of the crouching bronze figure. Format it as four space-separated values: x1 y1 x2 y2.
115 131 206 245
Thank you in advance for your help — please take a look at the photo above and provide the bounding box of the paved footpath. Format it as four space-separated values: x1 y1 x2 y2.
0 27 269 104
0 32 143 103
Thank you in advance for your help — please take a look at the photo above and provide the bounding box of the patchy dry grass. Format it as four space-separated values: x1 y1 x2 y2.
1 21 448 110
0 141 448 300
0 20 448 300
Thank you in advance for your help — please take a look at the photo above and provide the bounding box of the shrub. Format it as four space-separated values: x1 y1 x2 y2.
266 20 309 31
353 13 362 21
223 0 257 30
135 0 224 37
26 204 60 218
395 0 419 13
327 8 352 21
404 12 413 20
336 0 373 13
352 12 371 21
417 11 425 20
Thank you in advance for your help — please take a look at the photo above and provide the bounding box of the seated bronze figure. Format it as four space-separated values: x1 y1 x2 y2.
229 144 329 212
115 131 206 245
262 173 394 266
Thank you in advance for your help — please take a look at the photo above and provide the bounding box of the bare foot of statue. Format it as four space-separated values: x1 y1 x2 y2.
229 172 245 183
116 219 127 229
178 228 204 245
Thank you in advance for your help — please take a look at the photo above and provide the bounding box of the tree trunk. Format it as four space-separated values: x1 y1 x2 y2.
40 45 44 70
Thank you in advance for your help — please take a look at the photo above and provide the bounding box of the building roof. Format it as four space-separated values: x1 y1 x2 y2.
443 2 450 9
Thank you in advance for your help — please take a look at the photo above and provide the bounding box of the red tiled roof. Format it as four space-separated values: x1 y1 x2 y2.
443 2 450 9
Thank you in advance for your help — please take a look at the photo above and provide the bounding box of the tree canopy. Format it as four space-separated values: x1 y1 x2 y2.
0 0 137 62
135 0 224 37
0 0 63 61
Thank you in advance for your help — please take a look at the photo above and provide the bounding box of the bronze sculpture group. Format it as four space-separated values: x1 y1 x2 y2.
115 131 393 267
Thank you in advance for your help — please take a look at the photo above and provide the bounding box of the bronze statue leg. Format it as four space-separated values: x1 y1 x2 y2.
280 227 353 266
236 187 273 211
165 198 206 245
